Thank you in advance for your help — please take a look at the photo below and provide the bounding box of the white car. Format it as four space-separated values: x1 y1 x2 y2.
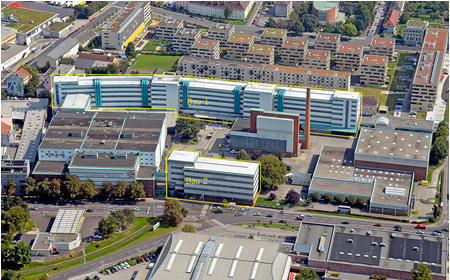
230 150 239 154
93 235 102 239
305 213 313 217
124 262 130 268
132 208 139 212
120 263 127 269
416 231 424 234
253 213 261 216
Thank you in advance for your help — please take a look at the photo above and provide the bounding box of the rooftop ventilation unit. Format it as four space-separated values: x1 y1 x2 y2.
385 187 406 196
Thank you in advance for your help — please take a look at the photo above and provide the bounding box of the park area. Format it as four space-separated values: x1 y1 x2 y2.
355 87 403 114
132 55 180 72
143 40 161 51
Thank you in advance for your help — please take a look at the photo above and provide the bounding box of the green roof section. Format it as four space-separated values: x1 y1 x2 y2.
313 1 339 11
47 22 70 32
2 6 56 33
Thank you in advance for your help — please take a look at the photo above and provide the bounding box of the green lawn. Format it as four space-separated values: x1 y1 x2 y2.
24 219 36 233
143 40 161 51
227 19 246 25
416 112 427 120
234 222 299 231
444 101 449 122
133 55 180 72
255 197 278 206
355 87 403 112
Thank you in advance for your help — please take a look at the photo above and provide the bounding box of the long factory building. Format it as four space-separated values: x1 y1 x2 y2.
52 75 361 134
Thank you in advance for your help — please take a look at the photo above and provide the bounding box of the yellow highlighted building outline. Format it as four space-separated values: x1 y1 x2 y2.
51 73 363 135
164 147 262 208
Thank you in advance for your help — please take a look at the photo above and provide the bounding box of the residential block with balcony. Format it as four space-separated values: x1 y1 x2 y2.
172 27 201 53
226 34 254 60
279 38 308 66
336 44 363 71
404 20 429 47
156 17 184 41
301 49 330 70
190 39 220 59
246 44 275 64
207 23 235 46
360 55 388 87
260 28 287 49
370 37 395 61
315 33 340 55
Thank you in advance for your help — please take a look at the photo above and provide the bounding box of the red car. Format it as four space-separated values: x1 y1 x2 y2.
78 27 81 30
1 82 5 85
140 257 145 262
295 216 304 221
374 223 382 227
81 25 85 28
2 69 8 73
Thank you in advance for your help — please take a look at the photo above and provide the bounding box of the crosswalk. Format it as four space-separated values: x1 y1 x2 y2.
67 271 97 280
207 219 225 227
199 204 208 218
183 215 198 222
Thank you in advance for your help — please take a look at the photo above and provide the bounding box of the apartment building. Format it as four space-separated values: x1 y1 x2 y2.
188 1 254 20
156 17 184 41
246 44 275 64
207 23 235 45
404 20 429 46
370 37 395 61
360 55 388 86
190 39 220 59
315 33 340 54
411 28 449 112
227 34 254 60
177 56 351 90
260 28 287 48
335 44 363 71
101 1 151 50
172 27 201 53
274 1 293 17
301 49 330 70
279 38 308 66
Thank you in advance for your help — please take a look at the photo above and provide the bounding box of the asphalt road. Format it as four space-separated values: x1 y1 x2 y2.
16 1 75 18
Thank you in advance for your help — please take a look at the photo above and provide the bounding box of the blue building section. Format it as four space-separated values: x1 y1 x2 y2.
277 90 285 112
234 86 242 114
94 79 102 107
141 79 149 107
181 81 189 109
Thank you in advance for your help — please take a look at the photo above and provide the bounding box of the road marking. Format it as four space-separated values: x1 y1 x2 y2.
67 271 97 280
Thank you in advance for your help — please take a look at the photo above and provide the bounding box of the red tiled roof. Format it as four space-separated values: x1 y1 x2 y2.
1 120 11 136
15 68 32 80
383 10 399 27
371 37 394 47
282 39 307 48
362 55 388 66
338 44 362 54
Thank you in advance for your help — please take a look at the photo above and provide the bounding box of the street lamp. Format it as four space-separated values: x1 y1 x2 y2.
46 268 52 280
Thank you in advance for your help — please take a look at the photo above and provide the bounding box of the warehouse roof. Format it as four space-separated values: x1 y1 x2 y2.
69 152 139 169
148 232 291 280
356 128 431 160
40 37 79 60
2 6 57 32
360 115 434 132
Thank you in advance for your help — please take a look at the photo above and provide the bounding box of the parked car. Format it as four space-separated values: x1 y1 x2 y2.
235 213 243 216
238 208 245 212
94 276 100 280
266 214 273 218
132 208 139 212
253 213 261 216
279 220 287 223
93 235 102 239
86 209 93 212
140 257 145 263
105 269 111 275
373 223 382 227
341 221 350 224
30 207 38 210
124 262 130 268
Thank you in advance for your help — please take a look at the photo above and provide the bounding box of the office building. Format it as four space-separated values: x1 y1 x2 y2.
166 149 260 205
1 44 30 71
156 17 184 41
33 110 168 197
310 145 414 216
274 1 293 17
280 38 308 66
260 28 287 48
101 1 151 50
293 222 447 279
147 232 292 280
335 43 363 71
404 20 429 46
190 39 220 59
1 159 30 194
207 23 235 45
383 9 400 34
360 55 388 87
315 33 340 54
370 37 395 61
301 49 330 70
36 37 79 68
354 127 432 181
410 28 448 112
226 34 254 60
312 1 339 25
188 1 255 20
1 26 17 46
246 44 275 64
172 27 201 53
178 56 351 90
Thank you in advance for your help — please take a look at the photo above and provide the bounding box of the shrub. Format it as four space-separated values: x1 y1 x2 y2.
429 216 436 223
312 192 321 202
182 224 195 232
335 194 345 204
347 195 357 206
324 193 334 203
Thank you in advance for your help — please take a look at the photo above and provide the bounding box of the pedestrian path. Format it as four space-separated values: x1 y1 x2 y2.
207 219 224 227
199 204 208 218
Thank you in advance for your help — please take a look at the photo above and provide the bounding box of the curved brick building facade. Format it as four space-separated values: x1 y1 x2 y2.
312 1 339 25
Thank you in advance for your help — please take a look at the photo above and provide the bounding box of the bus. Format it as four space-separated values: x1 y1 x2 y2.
338 205 351 214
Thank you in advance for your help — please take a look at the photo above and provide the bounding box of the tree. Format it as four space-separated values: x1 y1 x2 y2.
62 174 81 199
258 155 287 189
302 14 318 32
111 210 127 230
11 241 31 269
80 179 97 199
2 270 17 280
438 121 448 129
356 196 368 207
59 57 73 64
236 150 251 161
269 192 277 200
121 208 135 226
2 196 28 212
182 224 195 232
335 194 346 204
120 58 130 73
292 20 305 34
224 4 233 20
36 178 51 198
434 126 449 140
38 89 51 99
1 206 30 233
347 195 357 206
276 19 287 29
278 149 283 161
295 268 318 280
430 137 449 164
6 179 17 196
399 11 410 24
102 182 115 196
98 215 118 237
342 23 358 37
312 192 321 202
411 264 432 280
126 181 145 199
265 17 277 28
115 180 128 197
348 5 353 16
211 14 218 21
175 113 206 141
221 151 225 158
324 193 334 203
222 199 228 205
285 189 300 204
164 199 188 226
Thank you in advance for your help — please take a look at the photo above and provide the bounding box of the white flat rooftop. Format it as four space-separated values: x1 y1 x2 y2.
61 94 91 108
243 83 276 93
190 157 259 176
168 150 200 163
